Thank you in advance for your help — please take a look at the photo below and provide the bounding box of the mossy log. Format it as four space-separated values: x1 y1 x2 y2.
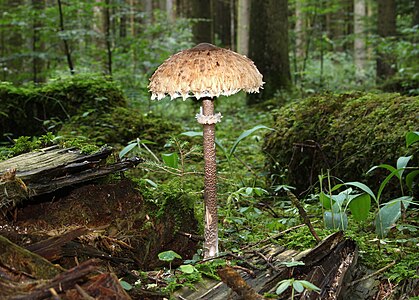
0 145 141 210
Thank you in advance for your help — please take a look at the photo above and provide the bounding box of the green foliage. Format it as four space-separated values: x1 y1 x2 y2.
0 133 58 160
275 278 320 299
264 92 419 196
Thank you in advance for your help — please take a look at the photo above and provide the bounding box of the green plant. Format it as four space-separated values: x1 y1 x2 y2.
318 133 418 237
275 278 320 299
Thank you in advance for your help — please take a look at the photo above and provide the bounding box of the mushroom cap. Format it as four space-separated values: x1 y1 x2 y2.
148 43 264 100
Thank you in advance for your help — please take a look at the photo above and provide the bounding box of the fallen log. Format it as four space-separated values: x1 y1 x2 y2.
0 146 142 211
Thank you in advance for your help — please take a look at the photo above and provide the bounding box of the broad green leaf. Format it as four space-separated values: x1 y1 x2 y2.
293 280 304 293
300 280 321 292
229 125 273 156
376 169 400 202
119 280 133 291
161 153 179 169
344 182 377 202
324 211 348 230
276 279 292 295
367 164 396 176
406 131 419 147
158 250 182 262
319 192 333 209
119 142 137 159
179 264 195 274
375 196 411 238
396 156 412 178
348 193 371 222
406 170 419 191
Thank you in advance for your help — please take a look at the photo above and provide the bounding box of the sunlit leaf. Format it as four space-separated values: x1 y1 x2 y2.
158 250 182 262
293 280 304 293
119 142 137 159
179 264 195 274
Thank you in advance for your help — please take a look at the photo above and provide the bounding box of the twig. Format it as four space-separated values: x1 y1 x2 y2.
75 284 95 300
287 190 321 242
240 224 305 251
349 261 396 286
254 250 279 272
177 231 205 241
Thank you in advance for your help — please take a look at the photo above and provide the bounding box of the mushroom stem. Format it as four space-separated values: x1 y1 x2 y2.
201 97 218 258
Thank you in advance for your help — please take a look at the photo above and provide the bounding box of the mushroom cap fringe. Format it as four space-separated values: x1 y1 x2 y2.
148 43 264 100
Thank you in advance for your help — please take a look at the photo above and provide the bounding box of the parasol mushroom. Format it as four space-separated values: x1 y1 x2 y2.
148 43 264 258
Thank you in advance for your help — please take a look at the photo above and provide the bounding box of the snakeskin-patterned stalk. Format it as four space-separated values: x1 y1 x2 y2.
201 98 218 258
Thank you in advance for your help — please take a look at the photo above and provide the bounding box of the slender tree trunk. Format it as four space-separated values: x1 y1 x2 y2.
166 0 175 22
414 0 419 27
57 0 74 75
295 0 305 60
32 0 46 83
191 0 213 43
354 0 366 81
103 0 112 76
237 0 250 55
144 0 153 24
248 0 291 104
376 0 396 81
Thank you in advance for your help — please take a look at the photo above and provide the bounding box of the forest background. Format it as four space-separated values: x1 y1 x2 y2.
1 0 418 102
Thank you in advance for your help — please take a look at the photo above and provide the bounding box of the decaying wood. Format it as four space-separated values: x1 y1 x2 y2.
218 266 266 300
0 235 64 280
287 190 321 242
0 235 131 300
26 227 90 261
175 231 358 300
0 146 142 210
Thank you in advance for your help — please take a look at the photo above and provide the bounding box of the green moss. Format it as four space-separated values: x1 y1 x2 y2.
58 106 181 151
0 75 126 142
264 92 418 196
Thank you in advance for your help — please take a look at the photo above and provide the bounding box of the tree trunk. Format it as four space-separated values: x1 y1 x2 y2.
376 0 397 81
237 0 250 55
354 0 366 81
57 0 75 75
248 0 291 104
414 0 419 27
103 0 112 76
295 0 305 60
191 0 213 44
166 0 175 22
31 0 45 83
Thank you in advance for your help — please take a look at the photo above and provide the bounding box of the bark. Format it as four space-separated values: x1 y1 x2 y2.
166 0 175 22
213 0 232 47
31 0 45 83
103 0 112 76
376 0 397 81
201 98 218 258
295 0 305 60
354 0 367 81
237 0 250 55
57 0 75 75
414 0 419 27
191 0 213 43
248 0 291 104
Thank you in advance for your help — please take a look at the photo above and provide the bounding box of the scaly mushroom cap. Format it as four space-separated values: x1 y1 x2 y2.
148 43 264 100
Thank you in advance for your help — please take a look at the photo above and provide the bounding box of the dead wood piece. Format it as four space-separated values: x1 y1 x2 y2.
287 190 321 242
0 145 142 210
0 235 64 280
66 272 132 300
9 259 100 300
26 227 90 261
217 266 266 300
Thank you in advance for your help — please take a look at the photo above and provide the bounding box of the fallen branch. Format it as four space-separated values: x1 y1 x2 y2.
217 266 266 300
287 190 321 242
349 261 396 287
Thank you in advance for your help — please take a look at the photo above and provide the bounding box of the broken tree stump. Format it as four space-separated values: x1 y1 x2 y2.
0 145 142 211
